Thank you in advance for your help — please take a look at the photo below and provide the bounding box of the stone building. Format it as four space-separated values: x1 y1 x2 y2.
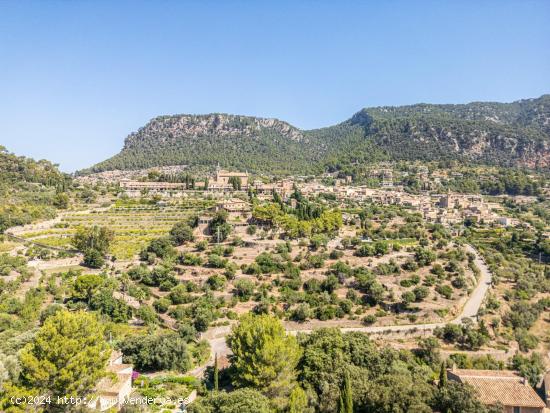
253 179 293 200
212 166 249 188
89 351 133 411
216 198 251 214
119 180 186 197
215 198 252 224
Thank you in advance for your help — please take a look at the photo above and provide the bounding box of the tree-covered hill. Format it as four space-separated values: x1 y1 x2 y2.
317 95 550 171
0 146 67 186
83 114 319 175
82 95 550 175
0 146 71 233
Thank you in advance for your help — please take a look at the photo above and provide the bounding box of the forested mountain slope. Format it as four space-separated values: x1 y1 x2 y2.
85 114 318 175
83 95 550 174
316 95 550 170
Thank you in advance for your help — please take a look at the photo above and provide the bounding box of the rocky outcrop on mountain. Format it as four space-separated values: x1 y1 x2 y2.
82 95 550 174
123 114 305 150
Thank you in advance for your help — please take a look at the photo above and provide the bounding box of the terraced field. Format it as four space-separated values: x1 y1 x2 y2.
17 199 215 260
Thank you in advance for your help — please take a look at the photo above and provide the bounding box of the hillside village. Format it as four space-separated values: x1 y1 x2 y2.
79 164 536 231
2 116 550 413
0 163 525 411
2 156 550 413
2 1 550 412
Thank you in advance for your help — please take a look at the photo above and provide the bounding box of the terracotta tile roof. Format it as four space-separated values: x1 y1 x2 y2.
448 369 545 408
451 369 520 378
217 170 248 177
96 373 132 395
463 377 545 408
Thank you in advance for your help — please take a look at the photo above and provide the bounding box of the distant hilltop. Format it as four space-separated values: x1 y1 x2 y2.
80 94 550 175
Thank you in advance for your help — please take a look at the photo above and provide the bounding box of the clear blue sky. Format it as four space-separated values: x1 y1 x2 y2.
1 1 549 172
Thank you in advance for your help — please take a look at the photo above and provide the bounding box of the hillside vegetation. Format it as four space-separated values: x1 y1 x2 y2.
83 95 550 174
0 146 71 233
85 114 315 175
323 95 550 170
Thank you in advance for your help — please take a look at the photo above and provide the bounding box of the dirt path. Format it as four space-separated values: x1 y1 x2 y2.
187 335 230 378
456 244 492 321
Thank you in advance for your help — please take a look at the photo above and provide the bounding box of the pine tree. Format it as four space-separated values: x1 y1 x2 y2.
18 310 109 401
289 386 308 413
213 353 219 391
227 314 302 408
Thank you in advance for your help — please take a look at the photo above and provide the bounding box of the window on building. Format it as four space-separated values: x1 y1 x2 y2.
513 407 520 413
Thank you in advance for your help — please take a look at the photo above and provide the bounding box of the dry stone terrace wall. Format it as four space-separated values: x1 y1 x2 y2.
7 200 215 260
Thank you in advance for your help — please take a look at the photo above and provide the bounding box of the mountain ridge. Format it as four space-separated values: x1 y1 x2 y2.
81 94 550 174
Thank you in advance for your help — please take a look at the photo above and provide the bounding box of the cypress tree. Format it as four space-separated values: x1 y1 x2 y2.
213 353 219 391
338 372 353 413
343 371 353 413
438 360 448 389
338 394 345 413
